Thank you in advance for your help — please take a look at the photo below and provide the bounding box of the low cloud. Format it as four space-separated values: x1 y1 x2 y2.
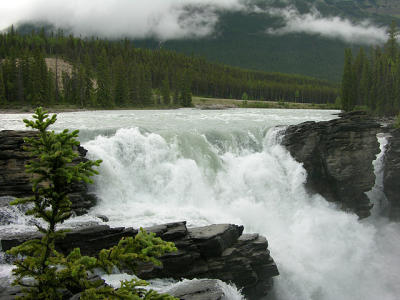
266 7 388 45
0 0 246 40
0 1 390 44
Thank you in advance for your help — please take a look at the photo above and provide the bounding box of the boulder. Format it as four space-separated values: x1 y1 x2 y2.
383 128 400 220
1 222 278 299
167 279 236 300
281 111 381 218
0 130 98 216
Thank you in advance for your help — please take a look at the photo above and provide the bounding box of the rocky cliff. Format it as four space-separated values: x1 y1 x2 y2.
383 128 400 220
281 111 381 218
0 130 97 215
1 221 279 299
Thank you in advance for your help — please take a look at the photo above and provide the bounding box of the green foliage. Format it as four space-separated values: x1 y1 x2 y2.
0 29 338 109
97 229 177 274
161 76 171 105
180 72 192 107
340 22 400 116
334 96 342 109
395 113 400 128
341 48 356 111
0 65 6 105
7 108 177 300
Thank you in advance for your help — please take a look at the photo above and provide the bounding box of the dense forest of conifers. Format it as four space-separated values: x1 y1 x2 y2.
341 22 400 116
0 27 338 108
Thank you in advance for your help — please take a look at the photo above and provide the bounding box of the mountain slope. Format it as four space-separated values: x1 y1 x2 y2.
133 0 399 82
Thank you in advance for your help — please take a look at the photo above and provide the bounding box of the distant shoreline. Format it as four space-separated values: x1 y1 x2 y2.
0 97 340 114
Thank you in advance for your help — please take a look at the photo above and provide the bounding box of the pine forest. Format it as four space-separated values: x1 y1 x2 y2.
0 27 338 109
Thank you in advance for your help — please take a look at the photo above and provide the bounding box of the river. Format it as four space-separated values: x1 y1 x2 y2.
1 108 399 300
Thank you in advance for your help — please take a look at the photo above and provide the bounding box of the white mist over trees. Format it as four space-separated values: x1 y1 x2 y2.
0 0 389 44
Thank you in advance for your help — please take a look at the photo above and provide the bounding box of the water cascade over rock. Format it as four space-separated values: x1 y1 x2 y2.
281 111 381 218
1 109 400 300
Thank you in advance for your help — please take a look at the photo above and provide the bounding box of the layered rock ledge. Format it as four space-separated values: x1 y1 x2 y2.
1 221 279 299
281 111 381 218
0 130 97 215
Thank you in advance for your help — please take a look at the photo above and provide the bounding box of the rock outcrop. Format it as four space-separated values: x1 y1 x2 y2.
281 111 381 218
383 128 400 220
1 221 279 299
167 279 238 300
0 130 97 215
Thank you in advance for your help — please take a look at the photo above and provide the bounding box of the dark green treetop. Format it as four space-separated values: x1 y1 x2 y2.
341 48 356 112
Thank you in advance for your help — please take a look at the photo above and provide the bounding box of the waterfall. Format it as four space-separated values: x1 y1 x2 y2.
84 124 400 300
1 109 399 299
367 133 390 217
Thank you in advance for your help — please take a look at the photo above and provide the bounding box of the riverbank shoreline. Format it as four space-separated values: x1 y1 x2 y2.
0 96 340 114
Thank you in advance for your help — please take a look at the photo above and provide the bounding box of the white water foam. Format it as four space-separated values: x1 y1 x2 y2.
84 125 400 300
368 134 390 217
102 275 245 299
1 109 399 300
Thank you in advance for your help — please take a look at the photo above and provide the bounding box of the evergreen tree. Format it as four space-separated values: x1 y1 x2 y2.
173 88 180 106
359 57 370 107
180 71 192 107
96 49 113 107
113 55 128 107
128 65 140 107
341 48 356 111
139 67 153 106
82 54 95 106
0 65 6 105
47 69 56 106
161 75 171 105
385 21 399 60
8 108 178 299
3 57 18 103
353 48 366 105
54 56 60 104
0 29 340 108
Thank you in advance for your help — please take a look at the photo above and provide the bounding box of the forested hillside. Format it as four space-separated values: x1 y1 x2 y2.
0 29 338 108
132 0 400 82
133 12 351 83
341 22 400 116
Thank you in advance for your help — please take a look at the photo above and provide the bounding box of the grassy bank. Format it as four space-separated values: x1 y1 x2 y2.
193 96 340 110
0 103 181 114
0 97 340 114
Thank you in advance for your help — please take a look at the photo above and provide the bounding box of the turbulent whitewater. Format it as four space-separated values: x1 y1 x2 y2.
1 109 399 300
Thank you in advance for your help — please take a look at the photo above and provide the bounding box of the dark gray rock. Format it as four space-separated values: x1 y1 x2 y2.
188 224 244 258
0 285 24 300
1 224 137 257
1 222 278 299
0 130 98 216
96 214 109 222
281 111 381 218
383 128 400 220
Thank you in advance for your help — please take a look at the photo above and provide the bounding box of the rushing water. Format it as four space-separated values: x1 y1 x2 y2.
1 108 399 300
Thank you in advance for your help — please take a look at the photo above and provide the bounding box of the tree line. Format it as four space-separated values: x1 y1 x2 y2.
0 27 338 108
341 22 400 116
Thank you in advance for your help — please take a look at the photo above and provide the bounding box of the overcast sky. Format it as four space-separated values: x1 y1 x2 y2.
0 0 388 44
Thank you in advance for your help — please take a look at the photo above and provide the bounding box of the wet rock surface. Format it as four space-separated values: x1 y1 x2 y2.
167 279 230 300
0 130 98 216
383 128 400 220
1 221 278 299
281 111 381 218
